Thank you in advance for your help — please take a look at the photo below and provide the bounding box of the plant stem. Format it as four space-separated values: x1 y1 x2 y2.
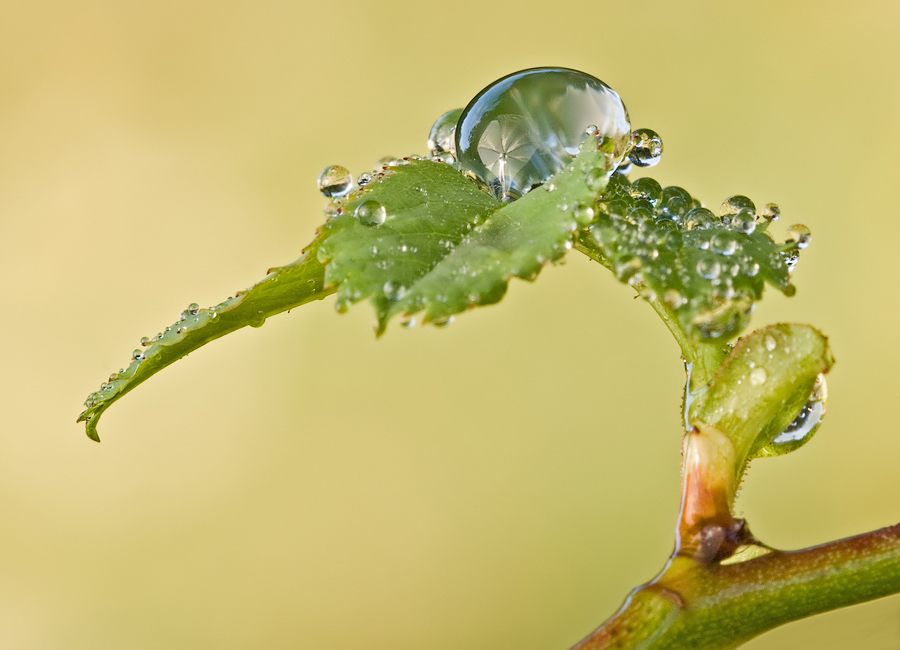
573 522 900 649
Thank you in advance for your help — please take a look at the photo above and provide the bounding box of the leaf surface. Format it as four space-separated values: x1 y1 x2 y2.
78 248 330 441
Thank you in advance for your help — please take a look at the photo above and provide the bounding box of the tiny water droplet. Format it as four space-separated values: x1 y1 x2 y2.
627 128 663 167
132 349 145 361
317 165 353 198
455 67 631 201
355 200 386 226
357 172 374 186
427 108 462 155
749 367 768 386
573 203 595 226
764 334 777 351
664 289 685 309
785 224 811 249
140 336 151 346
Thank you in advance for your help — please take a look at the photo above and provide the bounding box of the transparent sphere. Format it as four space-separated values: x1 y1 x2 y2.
455 67 631 201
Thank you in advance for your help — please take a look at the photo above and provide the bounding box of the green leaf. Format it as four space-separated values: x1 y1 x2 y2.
319 136 616 332
688 323 834 473
587 175 803 342
77 246 331 441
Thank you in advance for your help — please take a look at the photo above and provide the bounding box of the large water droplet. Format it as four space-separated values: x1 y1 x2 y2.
428 109 462 156
455 67 631 201
317 165 353 198
757 374 828 457
627 128 663 167
355 200 387 226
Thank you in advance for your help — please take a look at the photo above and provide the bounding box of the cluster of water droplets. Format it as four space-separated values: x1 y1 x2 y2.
591 173 811 339
80 295 251 418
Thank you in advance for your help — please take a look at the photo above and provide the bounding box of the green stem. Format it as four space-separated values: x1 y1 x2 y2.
573 522 900 649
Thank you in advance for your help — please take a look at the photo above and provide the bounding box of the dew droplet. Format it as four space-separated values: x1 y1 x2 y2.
732 210 757 235
785 224 811 249
132 349 145 361
629 177 662 206
696 255 721 280
720 195 756 218
317 165 354 198
427 109 462 156
757 374 828 457
627 128 663 167
764 334 777 351
355 199 386 226
140 336 151 346
455 67 631 201
749 367 768 386
761 203 780 221
573 203 595 227
664 289 685 309
684 207 717 230
711 233 738 256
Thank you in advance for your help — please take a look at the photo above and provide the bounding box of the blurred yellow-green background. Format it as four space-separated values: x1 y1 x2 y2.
2 1 899 647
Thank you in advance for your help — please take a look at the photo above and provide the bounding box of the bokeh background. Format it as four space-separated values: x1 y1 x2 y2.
2 1 899 648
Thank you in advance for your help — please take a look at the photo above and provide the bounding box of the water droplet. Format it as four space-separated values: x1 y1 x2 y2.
629 177 662 206
696 255 721 279
383 281 406 300
140 336 151 346
627 128 663 167
761 203 780 221
355 199 386 226
455 67 631 201
749 367 768 386
132 349 145 361
684 207 716 230
764 334 777 351
758 374 828 457
720 195 756 218
744 261 760 277
659 186 692 220
732 210 757 234
664 289 685 309
785 224 811 249
317 165 353 198
585 168 608 191
711 233 738 256
357 172 374 187
573 203 594 226
427 109 462 156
